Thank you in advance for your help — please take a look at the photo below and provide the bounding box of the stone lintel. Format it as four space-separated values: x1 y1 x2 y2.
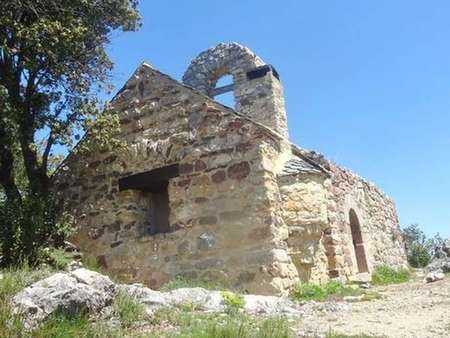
118 164 179 192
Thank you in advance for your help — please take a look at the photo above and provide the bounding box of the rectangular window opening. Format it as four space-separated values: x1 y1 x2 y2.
118 164 179 236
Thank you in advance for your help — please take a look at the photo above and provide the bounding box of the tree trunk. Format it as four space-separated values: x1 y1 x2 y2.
0 143 20 201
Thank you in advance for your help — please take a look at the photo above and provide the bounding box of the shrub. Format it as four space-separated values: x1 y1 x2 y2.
402 224 437 268
407 243 431 268
291 280 362 302
371 265 411 285
0 194 76 268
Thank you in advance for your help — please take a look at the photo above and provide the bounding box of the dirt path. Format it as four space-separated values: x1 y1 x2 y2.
294 274 450 338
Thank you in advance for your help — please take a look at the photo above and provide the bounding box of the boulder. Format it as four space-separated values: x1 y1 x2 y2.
13 269 116 329
424 271 445 283
243 294 303 316
169 288 224 311
427 238 450 274
118 284 302 316
348 272 371 284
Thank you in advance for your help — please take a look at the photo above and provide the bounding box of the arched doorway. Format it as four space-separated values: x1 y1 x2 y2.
349 209 369 273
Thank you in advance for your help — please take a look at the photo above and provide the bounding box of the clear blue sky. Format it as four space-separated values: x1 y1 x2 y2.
105 0 450 237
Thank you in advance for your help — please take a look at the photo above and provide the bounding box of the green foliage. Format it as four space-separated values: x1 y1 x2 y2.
75 110 123 156
407 243 431 268
402 224 433 268
45 248 72 271
0 0 141 267
291 280 363 302
0 0 141 191
221 291 245 313
113 291 148 328
371 265 411 286
0 194 76 268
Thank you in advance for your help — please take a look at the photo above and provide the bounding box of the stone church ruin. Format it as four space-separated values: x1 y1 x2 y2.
57 43 407 295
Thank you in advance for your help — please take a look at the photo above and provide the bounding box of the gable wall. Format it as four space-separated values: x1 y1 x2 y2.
56 65 298 294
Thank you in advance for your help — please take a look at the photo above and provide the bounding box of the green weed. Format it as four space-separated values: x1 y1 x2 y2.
113 291 148 328
291 280 363 302
371 266 411 286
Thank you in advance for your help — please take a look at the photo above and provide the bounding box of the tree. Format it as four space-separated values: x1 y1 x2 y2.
0 1 140 266
0 0 141 200
402 224 442 268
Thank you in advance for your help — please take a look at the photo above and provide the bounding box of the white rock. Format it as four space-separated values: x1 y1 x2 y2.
424 271 445 283
169 288 225 311
243 294 302 317
348 272 371 284
118 284 169 309
13 270 115 329
70 268 115 295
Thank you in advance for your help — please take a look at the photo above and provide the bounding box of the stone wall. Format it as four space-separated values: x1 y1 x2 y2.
304 152 407 278
56 63 298 295
278 171 330 282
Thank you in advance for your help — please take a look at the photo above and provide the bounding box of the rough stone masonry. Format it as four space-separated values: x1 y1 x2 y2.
56 43 407 295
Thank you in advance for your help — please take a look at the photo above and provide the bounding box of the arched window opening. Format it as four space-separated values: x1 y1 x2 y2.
349 209 369 273
212 75 235 109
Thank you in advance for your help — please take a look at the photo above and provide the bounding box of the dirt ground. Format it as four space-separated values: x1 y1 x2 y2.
294 273 450 338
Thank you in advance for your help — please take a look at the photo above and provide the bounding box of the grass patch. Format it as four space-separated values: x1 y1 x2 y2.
371 265 411 286
113 291 148 328
31 311 127 338
177 316 290 338
151 307 291 338
32 312 91 337
291 280 364 302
